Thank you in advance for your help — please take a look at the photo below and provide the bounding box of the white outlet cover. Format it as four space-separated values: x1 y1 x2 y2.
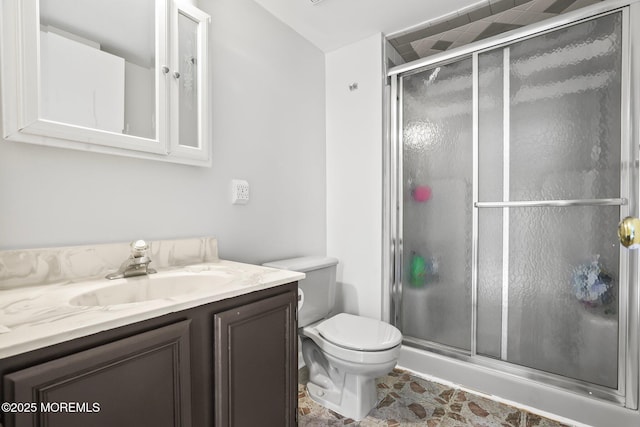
231 179 249 205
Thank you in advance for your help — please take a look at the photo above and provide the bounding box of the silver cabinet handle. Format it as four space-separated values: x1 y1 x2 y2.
173 71 181 79
161 66 169 74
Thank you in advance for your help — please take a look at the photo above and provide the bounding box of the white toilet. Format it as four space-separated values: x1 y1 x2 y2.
263 256 402 421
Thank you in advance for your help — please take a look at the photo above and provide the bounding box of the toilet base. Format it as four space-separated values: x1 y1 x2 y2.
306 372 379 421
301 337 399 421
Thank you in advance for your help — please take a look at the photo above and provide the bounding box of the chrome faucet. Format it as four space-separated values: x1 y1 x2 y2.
106 240 157 280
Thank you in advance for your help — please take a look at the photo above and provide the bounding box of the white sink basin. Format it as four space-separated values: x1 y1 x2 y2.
69 271 236 306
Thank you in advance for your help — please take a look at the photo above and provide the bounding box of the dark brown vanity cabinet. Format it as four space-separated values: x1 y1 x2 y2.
0 282 298 427
4 321 192 427
214 292 297 427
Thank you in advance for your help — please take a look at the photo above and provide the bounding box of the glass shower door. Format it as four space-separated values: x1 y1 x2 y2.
476 11 625 388
395 7 632 395
400 58 473 351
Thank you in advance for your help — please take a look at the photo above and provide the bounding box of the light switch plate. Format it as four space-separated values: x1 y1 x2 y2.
231 179 249 205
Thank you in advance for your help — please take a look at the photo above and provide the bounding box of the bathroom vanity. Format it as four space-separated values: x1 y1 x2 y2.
0 238 301 427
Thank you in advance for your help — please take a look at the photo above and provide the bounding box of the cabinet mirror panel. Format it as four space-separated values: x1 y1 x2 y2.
176 10 199 148
39 0 158 140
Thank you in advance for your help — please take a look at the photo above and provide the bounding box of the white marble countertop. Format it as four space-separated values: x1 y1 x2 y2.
0 260 304 359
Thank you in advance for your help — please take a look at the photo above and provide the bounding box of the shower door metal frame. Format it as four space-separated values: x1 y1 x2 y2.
386 0 640 409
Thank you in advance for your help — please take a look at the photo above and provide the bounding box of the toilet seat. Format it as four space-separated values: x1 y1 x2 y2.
316 313 402 351
301 314 402 364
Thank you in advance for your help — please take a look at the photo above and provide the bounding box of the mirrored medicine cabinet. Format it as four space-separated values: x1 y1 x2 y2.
0 0 211 166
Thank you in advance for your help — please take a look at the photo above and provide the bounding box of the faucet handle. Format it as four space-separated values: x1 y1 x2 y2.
131 240 149 258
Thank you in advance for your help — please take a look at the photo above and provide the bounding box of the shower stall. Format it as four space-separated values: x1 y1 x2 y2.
386 0 640 412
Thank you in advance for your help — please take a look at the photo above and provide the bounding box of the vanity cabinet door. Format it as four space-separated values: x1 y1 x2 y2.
214 291 297 427
3 321 192 427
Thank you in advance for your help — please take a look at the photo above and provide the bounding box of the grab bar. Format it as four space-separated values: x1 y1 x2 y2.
474 198 627 208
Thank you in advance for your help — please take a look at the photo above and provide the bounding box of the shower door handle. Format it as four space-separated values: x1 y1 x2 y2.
618 216 640 249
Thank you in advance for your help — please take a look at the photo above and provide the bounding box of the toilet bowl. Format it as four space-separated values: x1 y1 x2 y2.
301 313 402 420
262 256 403 421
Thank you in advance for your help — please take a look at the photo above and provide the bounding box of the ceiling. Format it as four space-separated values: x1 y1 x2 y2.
254 0 603 59
251 0 487 53
42 0 604 67
389 0 602 61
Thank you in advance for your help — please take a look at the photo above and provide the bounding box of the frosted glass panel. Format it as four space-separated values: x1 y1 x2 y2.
508 12 622 201
477 49 506 358
401 59 473 351
177 12 199 148
507 206 619 388
476 11 623 387
477 209 503 359
478 49 504 204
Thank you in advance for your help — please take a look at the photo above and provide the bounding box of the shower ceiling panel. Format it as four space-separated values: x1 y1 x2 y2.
388 0 605 62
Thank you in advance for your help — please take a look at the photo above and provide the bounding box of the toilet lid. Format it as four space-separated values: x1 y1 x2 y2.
316 313 402 351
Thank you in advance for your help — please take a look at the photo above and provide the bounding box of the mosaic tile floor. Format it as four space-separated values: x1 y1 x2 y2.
298 368 573 427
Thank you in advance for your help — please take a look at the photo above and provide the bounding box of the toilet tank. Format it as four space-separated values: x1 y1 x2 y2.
263 256 338 327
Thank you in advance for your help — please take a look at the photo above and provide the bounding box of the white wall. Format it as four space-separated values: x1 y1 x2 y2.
124 61 155 139
326 33 384 319
0 0 326 265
